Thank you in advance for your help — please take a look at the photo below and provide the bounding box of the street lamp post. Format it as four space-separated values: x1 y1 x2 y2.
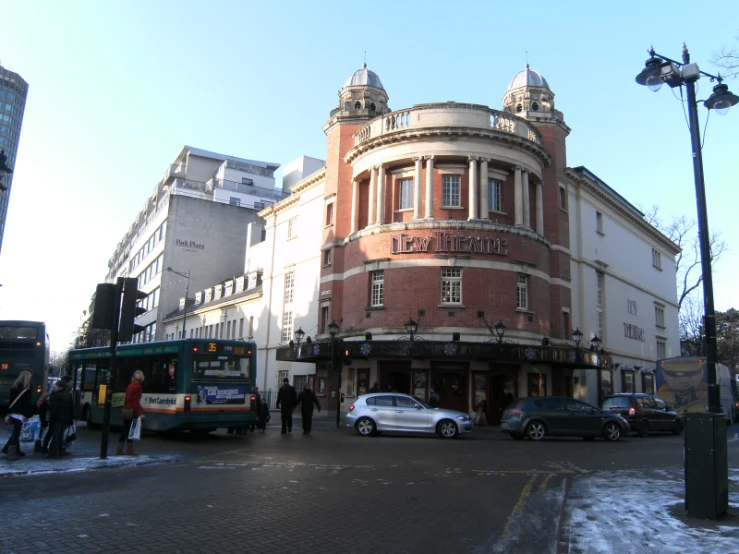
328 321 340 428
167 267 190 339
494 320 506 344
636 44 738 520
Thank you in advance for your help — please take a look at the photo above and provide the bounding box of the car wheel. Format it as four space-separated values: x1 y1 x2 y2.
356 417 376 436
511 433 524 440
672 420 683 436
437 419 458 439
525 421 546 441
603 422 622 441
639 421 649 438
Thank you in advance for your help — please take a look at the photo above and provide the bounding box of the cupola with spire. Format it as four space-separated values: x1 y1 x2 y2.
502 64 562 122
327 63 391 125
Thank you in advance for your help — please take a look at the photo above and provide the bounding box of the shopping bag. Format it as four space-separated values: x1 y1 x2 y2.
19 415 40 442
65 421 77 443
128 417 142 441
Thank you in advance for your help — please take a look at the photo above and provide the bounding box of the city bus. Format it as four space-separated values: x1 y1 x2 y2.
656 356 734 424
0 320 50 411
69 338 259 433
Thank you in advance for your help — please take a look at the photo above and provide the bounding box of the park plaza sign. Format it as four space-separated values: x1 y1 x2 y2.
390 232 508 256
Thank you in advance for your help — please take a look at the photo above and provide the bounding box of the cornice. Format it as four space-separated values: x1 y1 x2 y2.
259 168 326 218
564 167 680 255
343 126 552 168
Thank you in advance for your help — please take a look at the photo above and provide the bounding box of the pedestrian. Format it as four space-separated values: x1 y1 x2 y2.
118 370 145 456
369 382 379 393
503 387 515 409
257 398 270 432
47 380 73 458
3 370 33 460
276 377 297 434
296 382 321 435
249 387 262 433
429 388 440 408
35 390 51 453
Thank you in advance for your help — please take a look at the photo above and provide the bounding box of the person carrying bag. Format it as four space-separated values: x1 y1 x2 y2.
3 370 34 460
117 370 145 456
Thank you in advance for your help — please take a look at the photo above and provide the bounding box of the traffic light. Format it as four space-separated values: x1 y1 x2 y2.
118 277 147 342
342 349 352 366
90 283 116 330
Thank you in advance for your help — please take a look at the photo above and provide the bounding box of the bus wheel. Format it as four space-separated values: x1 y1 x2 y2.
191 428 215 437
86 407 99 430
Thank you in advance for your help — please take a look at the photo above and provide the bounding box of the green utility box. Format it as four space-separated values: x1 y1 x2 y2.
684 412 728 519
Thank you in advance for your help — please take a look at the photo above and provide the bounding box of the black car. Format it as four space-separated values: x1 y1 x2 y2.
601 393 682 437
500 396 629 441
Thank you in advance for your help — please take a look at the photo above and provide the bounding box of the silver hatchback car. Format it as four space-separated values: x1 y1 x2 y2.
346 393 473 438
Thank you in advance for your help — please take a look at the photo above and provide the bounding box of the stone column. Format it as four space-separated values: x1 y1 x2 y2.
522 170 531 228
350 178 359 234
376 165 386 225
514 166 523 226
424 156 434 219
413 157 423 219
468 156 478 220
479 158 489 220
535 182 544 235
368 166 376 227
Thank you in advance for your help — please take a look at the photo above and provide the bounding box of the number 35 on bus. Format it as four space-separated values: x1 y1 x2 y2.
69 339 259 433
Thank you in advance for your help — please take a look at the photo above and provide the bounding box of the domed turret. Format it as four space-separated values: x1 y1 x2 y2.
502 64 557 119
329 63 390 122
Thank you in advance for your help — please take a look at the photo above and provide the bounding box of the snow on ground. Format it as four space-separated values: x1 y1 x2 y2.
0 454 177 477
561 468 739 554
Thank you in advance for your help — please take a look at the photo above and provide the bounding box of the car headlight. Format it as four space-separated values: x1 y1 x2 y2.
457 416 469 421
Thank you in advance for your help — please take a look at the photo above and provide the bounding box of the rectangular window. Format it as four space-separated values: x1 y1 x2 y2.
226 321 231 338
284 273 295 304
657 338 666 359
399 179 413 210
242 177 254 186
652 248 662 269
370 270 384 307
323 249 331 266
248 316 254 338
622 371 635 393
596 211 604 234
627 299 638 315
287 217 297 239
562 311 569 340
559 186 567 211
229 197 241 206
516 275 528 310
442 175 461 207
281 311 293 343
655 304 665 328
597 311 604 339
441 268 462 304
239 317 245 338
320 305 330 334
488 179 502 212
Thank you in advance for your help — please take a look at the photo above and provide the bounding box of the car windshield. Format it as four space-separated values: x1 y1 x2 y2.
602 397 630 410
412 396 431 409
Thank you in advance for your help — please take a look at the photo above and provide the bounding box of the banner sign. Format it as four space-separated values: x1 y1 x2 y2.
196 385 246 405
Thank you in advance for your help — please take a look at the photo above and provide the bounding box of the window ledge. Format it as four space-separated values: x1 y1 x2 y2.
559 208 568 214
597 230 605 236
516 309 535 314
365 306 385 311
652 265 663 272
441 206 465 210
438 303 465 308
323 224 334 229
287 236 297 241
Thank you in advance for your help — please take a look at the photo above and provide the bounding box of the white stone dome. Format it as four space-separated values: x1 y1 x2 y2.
507 64 550 91
343 63 384 90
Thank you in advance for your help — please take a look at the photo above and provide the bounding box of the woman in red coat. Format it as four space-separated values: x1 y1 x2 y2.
117 370 145 456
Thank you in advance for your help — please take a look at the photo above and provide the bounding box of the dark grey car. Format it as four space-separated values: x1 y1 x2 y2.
601 393 682 437
500 396 629 441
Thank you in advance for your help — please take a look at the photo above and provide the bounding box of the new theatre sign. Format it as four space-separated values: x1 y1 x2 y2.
390 232 508 256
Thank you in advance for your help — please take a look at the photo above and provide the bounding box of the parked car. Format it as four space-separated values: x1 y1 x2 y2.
500 396 629 441
601 393 683 437
346 393 473 439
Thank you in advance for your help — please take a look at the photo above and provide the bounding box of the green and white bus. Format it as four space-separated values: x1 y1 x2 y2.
69 339 258 433
0 320 50 411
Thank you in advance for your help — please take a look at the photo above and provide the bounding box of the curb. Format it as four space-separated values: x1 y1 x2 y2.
0 455 178 478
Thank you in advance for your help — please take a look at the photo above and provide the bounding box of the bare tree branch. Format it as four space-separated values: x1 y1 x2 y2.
712 33 739 79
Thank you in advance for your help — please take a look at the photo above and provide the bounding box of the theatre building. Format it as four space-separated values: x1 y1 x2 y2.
163 64 680 423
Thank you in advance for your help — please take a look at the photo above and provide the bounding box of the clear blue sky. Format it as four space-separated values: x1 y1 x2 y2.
1 0 737 353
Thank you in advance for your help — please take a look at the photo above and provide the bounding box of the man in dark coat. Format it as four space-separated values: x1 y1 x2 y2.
276 378 298 434
48 380 73 458
296 382 321 435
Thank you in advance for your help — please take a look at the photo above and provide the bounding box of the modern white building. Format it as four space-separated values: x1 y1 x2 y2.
99 146 286 342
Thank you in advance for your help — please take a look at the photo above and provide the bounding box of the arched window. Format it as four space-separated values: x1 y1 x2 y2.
532 102 539 112
516 103 523 113
354 101 362 109
370 102 376 111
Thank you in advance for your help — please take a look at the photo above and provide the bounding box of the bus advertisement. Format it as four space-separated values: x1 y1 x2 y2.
69 338 259 433
656 356 735 424
0 320 50 411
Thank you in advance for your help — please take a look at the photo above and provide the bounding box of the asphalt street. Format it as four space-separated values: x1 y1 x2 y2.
1 420 738 554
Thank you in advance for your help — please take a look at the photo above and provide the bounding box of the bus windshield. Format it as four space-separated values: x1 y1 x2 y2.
192 355 251 380
0 326 39 340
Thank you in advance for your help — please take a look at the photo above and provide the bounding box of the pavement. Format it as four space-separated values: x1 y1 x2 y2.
1 418 739 554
